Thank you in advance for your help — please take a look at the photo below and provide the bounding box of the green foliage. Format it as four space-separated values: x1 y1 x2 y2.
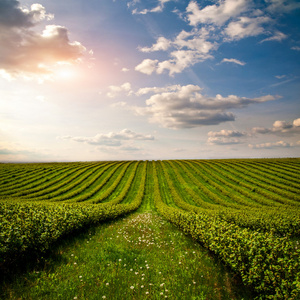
0 158 300 299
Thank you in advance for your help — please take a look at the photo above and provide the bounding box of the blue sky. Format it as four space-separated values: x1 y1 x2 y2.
0 0 299 162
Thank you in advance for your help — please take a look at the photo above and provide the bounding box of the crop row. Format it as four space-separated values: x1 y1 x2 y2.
151 161 300 299
214 160 300 198
0 162 101 197
0 161 147 266
48 161 125 202
192 160 299 206
161 161 300 236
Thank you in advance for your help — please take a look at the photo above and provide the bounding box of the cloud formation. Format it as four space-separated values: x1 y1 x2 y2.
186 0 249 26
221 58 246 65
266 0 300 12
207 129 248 145
252 118 300 136
208 117 300 148
107 82 132 98
0 0 86 80
224 16 270 41
60 129 154 147
260 31 287 43
136 28 217 75
130 84 276 129
249 140 300 149
135 0 296 76
130 0 173 15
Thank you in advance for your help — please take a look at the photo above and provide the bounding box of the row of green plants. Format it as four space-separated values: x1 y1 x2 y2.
151 161 300 299
0 162 147 266
46 161 124 202
208 160 300 200
17 162 107 199
161 161 300 237
227 160 300 188
0 162 98 196
190 160 299 206
1 159 299 299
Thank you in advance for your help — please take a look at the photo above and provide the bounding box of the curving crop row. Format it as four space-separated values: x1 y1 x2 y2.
0 162 147 267
8 162 100 198
194 160 290 207
47 161 123 202
21 162 107 200
0 163 81 195
59 161 129 203
236 160 300 189
107 161 144 206
165 160 218 209
0 165 59 191
88 161 135 204
178 160 261 209
221 160 300 197
187 160 276 207
162 161 300 236
263 159 300 178
152 161 300 300
168 160 247 209
207 160 300 205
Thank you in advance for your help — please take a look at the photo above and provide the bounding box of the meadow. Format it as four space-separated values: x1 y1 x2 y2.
0 159 299 299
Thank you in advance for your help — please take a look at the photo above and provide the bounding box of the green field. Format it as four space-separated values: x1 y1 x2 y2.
0 159 299 299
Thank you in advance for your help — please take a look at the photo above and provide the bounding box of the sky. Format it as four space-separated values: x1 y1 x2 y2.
0 0 300 162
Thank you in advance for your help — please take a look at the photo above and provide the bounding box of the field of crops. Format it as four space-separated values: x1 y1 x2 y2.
0 158 299 299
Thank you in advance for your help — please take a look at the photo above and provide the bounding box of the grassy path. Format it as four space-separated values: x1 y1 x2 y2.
0 211 253 300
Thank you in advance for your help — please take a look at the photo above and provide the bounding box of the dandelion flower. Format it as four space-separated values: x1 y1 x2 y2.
130 286 134 289
102 296 106 299
106 283 109 286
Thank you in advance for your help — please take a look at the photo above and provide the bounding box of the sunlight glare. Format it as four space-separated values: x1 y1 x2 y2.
55 67 76 80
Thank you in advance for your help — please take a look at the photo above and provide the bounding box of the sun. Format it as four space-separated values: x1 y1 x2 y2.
54 65 78 80
56 68 75 79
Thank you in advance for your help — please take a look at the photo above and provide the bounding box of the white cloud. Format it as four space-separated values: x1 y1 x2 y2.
207 118 300 147
136 28 217 75
186 0 249 26
129 84 276 129
291 46 300 51
249 140 295 149
252 118 300 136
121 67 130 72
266 0 300 12
131 0 173 14
60 129 154 147
136 85 181 96
107 82 132 98
260 31 287 43
207 129 248 145
221 58 246 65
275 75 286 79
135 1 294 76
135 59 159 75
0 1 86 81
208 130 248 138
224 16 271 41
139 36 171 52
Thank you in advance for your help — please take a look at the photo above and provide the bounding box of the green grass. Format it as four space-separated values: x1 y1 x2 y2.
1 158 299 299
0 211 253 300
